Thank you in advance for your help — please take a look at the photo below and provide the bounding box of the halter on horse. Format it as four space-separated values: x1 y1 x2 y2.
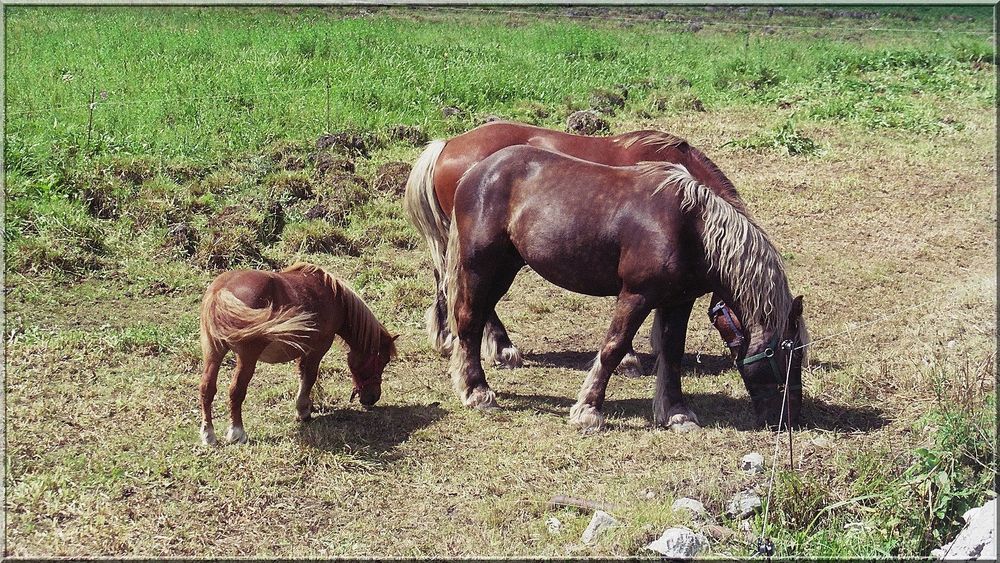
446 146 808 432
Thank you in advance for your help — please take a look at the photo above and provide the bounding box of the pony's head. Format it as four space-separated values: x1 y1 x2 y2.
347 334 398 408
736 295 808 429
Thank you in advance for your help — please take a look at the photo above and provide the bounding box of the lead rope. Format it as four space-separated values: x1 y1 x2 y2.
757 339 795 558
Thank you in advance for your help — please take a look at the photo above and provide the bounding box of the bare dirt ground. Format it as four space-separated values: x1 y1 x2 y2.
5 101 995 556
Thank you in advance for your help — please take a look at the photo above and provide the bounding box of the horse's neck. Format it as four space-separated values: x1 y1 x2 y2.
332 284 380 356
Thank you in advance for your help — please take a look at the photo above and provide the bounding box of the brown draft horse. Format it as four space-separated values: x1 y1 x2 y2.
198 262 397 445
405 120 746 374
447 146 809 432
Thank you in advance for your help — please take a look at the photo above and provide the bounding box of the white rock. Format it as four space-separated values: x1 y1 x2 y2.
581 510 618 545
934 499 996 560
672 497 708 520
740 452 765 474
645 526 709 558
645 490 656 500
727 489 762 519
546 516 562 534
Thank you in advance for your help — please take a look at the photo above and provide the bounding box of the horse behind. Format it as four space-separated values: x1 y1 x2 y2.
405 120 746 372
198 262 397 446
447 146 809 432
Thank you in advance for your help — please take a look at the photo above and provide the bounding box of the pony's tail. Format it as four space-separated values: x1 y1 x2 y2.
200 289 317 355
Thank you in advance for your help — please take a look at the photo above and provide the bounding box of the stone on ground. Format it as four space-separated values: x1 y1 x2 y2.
581 510 618 545
931 498 995 560
727 489 762 519
672 497 708 520
645 526 709 558
740 452 765 474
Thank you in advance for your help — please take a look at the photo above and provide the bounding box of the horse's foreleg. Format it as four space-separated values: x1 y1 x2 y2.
651 300 698 430
482 312 523 369
295 354 322 422
226 349 261 444
570 291 651 433
199 353 223 446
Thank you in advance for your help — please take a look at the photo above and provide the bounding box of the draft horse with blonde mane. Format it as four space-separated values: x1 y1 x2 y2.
405 120 747 374
447 146 809 431
198 262 397 445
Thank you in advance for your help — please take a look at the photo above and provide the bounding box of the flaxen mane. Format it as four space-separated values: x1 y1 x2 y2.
282 262 397 357
644 163 798 339
619 131 745 212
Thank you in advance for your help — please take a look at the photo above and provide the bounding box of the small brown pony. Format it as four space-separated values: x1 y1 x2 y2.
447 146 809 432
198 262 397 445
405 120 746 373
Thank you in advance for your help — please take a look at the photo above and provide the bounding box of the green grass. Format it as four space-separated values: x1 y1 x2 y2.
4 5 996 558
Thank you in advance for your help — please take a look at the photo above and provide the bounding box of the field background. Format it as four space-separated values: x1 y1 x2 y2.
4 5 996 558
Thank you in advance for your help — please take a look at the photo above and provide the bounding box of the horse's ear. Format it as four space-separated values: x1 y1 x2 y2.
790 295 804 320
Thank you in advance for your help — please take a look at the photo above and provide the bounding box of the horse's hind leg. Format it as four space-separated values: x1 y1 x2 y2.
427 270 455 356
651 300 699 430
226 347 262 444
616 346 644 378
570 290 651 433
482 313 523 369
199 348 224 446
451 257 522 409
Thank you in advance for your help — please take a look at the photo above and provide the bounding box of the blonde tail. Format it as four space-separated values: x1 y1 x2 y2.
404 139 452 352
445 215 462 340
200 289 317 353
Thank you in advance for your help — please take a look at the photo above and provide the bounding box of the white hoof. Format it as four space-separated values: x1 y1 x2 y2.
494 346 523 369
226 425 248 444
615 353 644 378
463 386 499 410
569 402 606 433
666 405 701 430
200 423 218 446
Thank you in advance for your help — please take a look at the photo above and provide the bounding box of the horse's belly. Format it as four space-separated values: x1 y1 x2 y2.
259 342 300 364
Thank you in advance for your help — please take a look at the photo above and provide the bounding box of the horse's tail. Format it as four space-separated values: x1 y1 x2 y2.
404 139 452 351
200 288 317 355
444 214 462 340
404 140 450 276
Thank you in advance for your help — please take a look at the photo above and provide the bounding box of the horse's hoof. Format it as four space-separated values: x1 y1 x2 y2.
200 424 218 446
494 346 523 369
615 353 644 378
464 386 499 410
438 334 456 357
226 426 248 444
296 411 312 423
569 403 605 433
669 420 701 433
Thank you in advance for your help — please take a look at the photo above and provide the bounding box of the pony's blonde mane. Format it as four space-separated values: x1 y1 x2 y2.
282 262 396 357
644 163 795 337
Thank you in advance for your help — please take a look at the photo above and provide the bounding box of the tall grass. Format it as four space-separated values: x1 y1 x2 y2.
5 6 994 182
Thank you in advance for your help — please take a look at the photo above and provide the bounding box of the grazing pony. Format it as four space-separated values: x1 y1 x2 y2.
405 120 746 373
447 146 809 432
198 262 397 445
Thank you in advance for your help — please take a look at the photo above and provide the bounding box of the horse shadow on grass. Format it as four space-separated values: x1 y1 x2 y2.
288 402 447 464
499 390 887 433
525 349 847 377
523 350 735 376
